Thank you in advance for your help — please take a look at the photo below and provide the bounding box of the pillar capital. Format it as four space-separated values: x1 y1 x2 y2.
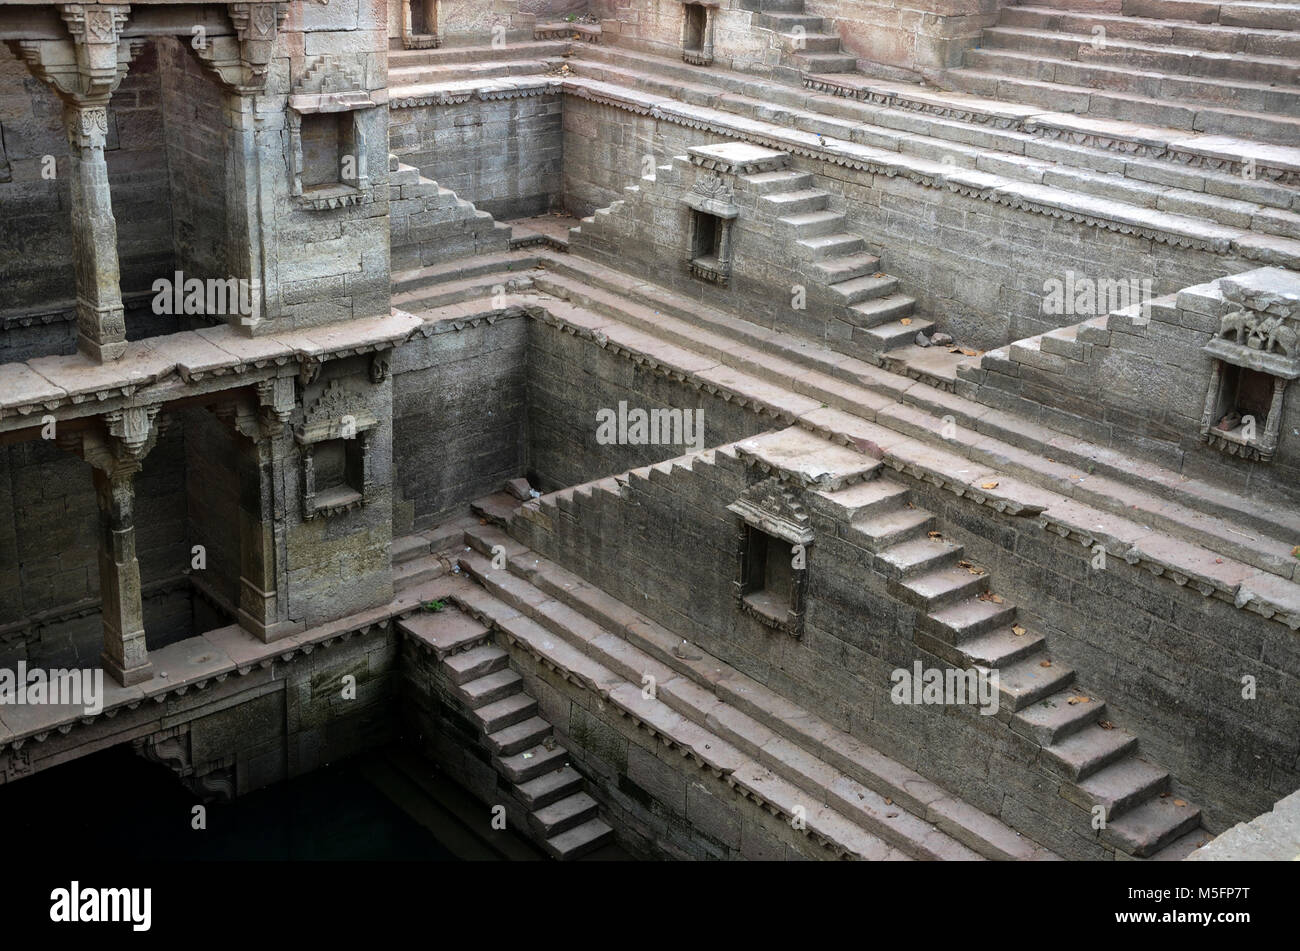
13 6 142 106
193 2 287 94
58 405 166 475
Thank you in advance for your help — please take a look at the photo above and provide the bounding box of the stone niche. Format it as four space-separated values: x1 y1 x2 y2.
1199 269 1300 463
728 477 813 635
682 142 788 286
402 0 440 49
678 1 718 66
288 57 381 211
295 380 379 519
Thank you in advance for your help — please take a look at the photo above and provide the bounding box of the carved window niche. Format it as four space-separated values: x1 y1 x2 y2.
287 88 376 211
1199 301 1298 463
728 478 813 636
682 3 715 66
685 174 737 285
296 381 378 519
403 0 440 50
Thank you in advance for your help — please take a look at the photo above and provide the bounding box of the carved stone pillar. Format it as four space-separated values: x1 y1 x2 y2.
191 3 288 333
214 377 297 642
60 404 165 686
65 102 127 361
13 4 141 363
94 463 149 684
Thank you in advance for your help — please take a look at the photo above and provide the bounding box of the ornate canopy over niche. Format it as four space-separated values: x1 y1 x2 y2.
1199 268 1300 463
294 381 378 519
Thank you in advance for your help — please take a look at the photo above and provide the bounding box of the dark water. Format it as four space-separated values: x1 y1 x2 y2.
2 743 549 861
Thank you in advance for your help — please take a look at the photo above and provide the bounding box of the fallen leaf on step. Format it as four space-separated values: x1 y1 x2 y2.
1067 695 1091 705
928 531 942 539
957 560 984 575
884 798 893 805
960 348 980 357
978 592 1004 604
948 346 961 353
1012 624 1027 636
1040 660 1052 668
1099 720 1114 730
873 272 885 279
900 317 912 325
1174 799 1187 807
981 481 999 489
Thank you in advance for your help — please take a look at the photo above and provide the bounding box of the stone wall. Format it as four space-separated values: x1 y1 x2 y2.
525 316 772 490
392 317 529 532
960 268 1300 503
510 433 1300 853
804 0 1004 73
388 96 564 220
560 94 1258 352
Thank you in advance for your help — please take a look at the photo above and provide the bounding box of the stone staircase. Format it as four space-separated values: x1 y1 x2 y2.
945 0 1300 144
749 0 858 74
386 251 1300 629
397 606 615 859
568 154 926 351
455 517 1041 859
389 156 511 271
488 435 1203 858
821 466 1205 857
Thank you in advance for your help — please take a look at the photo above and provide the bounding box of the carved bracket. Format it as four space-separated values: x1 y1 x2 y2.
194 2 287 93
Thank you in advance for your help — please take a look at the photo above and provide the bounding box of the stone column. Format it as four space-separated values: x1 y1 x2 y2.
93 463 150 684
65 102 127 361
60 405 164 686
14 4 141 363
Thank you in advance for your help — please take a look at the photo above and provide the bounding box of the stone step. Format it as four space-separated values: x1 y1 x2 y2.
1101 796 1202 857
919 596 1019 644
784 33 845 54
743 169 818 194
387 40 569 67
993 655 1078 712
812 252 881 283
487 715 553 756
473 692 538 734
760 188 831 214
1000 6 1300 57
960 47 1300 115
529 791 600 838
794 51 859 72
392 534 431 565
544 817 615 860
577 45 1300 197
822 478 912 521
1042 722 1139 780
796 232 867 259
830 273 900 305
1012 690 1106 744
851 506 935 551
397 610 493 660
846 294 917 328
946 65 1300 142
1063 757 1171 821
982 26 1300 85
922 624 1047 669
388 58 554 84
1148 826 1210 860
778 209 847 238
441 643 510 685
515 764 585 810
393 556 445 590
497 741 569 783
861 317 935 350
453 668 523 709
892 564 990 611
757 11 828 32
